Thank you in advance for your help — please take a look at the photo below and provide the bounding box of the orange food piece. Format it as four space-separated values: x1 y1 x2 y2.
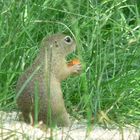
67 59 80 67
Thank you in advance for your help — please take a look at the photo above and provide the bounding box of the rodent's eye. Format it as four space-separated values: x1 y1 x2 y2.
64 36 72 44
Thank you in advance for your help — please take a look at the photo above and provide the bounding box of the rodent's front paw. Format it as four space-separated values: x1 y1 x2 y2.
70 64 82 74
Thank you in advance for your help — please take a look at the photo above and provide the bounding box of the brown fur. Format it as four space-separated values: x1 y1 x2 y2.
16 33 82 127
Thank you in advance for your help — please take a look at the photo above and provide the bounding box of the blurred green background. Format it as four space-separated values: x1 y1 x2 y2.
0 0 140 127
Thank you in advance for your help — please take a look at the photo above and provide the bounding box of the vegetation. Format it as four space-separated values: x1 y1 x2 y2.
0 0 140 128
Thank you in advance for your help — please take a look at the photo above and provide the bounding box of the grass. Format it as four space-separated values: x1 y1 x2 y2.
0 0 140 130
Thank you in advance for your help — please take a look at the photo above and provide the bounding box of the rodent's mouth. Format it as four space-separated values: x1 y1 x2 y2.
70 47 76 54
72 45 76 52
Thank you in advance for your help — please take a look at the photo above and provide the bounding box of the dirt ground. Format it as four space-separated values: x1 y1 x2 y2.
0 111 139 140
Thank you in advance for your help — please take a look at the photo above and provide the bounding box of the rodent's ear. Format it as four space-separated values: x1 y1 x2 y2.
64 36 73 44
54 40 59 47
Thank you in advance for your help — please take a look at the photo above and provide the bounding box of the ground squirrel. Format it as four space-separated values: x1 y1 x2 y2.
16 33 82 127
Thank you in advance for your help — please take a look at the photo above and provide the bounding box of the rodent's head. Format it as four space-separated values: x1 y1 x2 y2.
42 33 76 57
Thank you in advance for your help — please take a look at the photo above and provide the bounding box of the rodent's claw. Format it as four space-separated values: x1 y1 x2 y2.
71 64 82 74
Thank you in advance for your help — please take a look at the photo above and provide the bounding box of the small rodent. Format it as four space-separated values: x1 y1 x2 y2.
16 33 82 127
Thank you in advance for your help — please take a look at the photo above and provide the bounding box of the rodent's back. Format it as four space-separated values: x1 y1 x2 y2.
16 65 47 122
